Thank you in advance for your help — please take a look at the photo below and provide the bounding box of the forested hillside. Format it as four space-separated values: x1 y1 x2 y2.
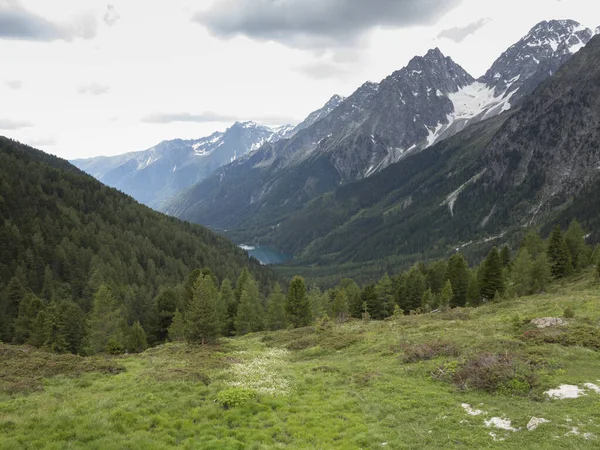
0 137 278 350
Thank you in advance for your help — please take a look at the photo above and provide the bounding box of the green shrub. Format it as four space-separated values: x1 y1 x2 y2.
563 306 575 319
216 388 256 409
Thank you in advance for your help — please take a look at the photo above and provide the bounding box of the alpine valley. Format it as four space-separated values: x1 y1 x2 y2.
152 20 598 281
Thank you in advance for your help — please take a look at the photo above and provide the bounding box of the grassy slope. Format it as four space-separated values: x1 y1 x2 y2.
1 273 600 449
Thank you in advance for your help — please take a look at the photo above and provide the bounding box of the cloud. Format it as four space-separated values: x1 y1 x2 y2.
0 118 33 130
27 136 57 147
295 61 356 79
141 112 239 124
103 4 119 26
0 1 97 41
78 83 110 95
5 79 22 89
194 0 461 49
437 18 491 43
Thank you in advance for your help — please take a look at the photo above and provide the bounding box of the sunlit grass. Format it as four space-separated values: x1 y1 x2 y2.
1 271 600 449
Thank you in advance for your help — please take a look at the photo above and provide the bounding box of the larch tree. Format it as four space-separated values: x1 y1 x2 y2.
235 279 264 335
185 274 220 345
266 283 288 331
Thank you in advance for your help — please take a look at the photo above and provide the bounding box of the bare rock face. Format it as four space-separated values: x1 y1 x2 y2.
530 317 568 328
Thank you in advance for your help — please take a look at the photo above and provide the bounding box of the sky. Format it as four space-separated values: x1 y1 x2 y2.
1 0 598 160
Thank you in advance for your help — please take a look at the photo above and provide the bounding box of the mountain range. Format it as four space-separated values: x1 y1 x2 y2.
162 21 596 235
72 19 600 283
71 95 345 209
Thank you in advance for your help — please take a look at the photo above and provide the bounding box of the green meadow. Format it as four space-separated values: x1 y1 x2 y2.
1 271 600 449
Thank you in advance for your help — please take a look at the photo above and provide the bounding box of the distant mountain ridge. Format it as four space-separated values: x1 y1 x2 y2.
164 20 596 245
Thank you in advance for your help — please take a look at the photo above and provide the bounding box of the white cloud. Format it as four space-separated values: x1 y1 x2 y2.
0 118 33 130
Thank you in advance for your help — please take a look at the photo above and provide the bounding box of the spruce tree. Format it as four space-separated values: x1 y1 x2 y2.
564 220 589 271
467 271 481 306
1 276 26 341
266 283 287 330
500 245 511 268
521 229 545 258
186 274 220 345
235 279 264 335
218 278 235 335
168 309 186 342
13 293 44 344
286 276 311 328
480 247 505 301
42 301 69 353
446 253 469 307
128 321 148 353
154 288 178 343
547 225 572 279
361 284 381 319
403 265 426 313
340 279 362 318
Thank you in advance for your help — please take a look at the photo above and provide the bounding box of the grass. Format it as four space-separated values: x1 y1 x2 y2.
1 271 600 449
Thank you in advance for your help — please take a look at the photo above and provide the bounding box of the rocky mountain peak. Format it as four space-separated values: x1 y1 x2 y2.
480 19 593 103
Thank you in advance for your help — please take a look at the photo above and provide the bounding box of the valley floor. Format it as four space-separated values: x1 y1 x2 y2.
1 272 600 449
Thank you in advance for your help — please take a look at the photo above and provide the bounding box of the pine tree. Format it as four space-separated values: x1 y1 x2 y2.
89 285 126 354
329 288 349 323
168 309 186 342
286 276 311 328
511 248 534 296
480 247 505 301
186 274 220 345
266 283 287 330
547 225 572 279
235 279 264 335
128 321 148 353
446 253 469 307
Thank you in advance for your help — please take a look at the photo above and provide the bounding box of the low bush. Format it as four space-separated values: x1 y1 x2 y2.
522 324 600 350
434 352 541 396
216 388 256 409
400 341 460 363
0 344 125 395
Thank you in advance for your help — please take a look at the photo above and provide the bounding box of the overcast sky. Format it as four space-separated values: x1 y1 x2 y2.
1 0 598 160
